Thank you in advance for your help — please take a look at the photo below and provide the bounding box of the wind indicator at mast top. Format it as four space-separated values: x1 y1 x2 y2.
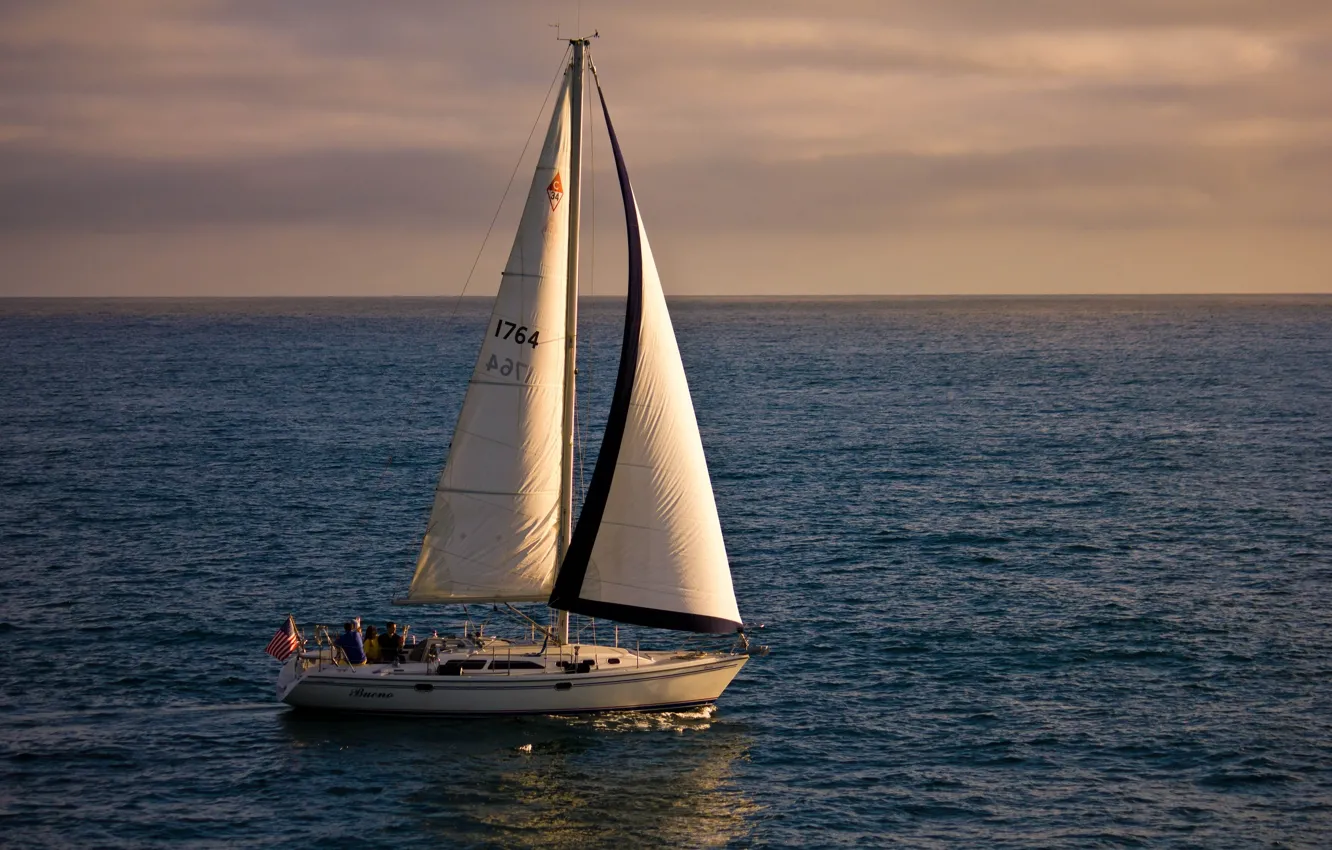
549 22 599 44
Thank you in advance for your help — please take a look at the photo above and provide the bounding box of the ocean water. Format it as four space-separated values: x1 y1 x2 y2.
1 295 1330 848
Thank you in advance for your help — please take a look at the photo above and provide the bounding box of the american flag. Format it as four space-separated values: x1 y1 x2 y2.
265 616 300 661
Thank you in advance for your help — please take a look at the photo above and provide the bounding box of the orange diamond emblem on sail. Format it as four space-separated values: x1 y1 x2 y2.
547 172 564 211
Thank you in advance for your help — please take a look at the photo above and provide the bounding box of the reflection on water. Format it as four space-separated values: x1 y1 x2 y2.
278 707 759 847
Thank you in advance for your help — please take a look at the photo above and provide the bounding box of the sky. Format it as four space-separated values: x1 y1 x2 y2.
2 0 1330 296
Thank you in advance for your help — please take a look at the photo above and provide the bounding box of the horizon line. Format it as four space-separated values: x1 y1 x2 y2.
4 292 1331 301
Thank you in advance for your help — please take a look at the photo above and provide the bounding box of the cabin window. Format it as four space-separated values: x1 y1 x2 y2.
607 658 620 664
439 659 490 675
491 660 545 671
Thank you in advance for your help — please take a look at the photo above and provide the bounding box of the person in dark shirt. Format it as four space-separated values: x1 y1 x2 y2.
380 622 405 663
334 621 367 665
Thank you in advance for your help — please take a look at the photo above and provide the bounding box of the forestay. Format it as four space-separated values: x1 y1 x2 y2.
550 82 742 634
404 73 573 603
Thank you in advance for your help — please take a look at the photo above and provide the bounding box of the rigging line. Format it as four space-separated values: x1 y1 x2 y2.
504 603 555 639
447 44 572 318
575 55 596 505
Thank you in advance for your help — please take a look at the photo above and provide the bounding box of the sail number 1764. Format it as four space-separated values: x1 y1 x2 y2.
494 320 539 348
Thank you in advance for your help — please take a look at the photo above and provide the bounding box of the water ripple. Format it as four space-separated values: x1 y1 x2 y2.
1 296 1330 846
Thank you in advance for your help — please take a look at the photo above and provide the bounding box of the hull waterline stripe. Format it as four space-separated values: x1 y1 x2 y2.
293 658 746 693
285 698 717 718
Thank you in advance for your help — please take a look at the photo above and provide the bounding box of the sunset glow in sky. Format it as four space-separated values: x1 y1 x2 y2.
3 1 1330 296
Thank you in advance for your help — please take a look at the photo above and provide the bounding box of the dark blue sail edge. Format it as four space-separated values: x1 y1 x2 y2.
547 79 739 635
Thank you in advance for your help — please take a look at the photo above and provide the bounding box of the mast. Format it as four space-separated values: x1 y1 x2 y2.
555 38 588 645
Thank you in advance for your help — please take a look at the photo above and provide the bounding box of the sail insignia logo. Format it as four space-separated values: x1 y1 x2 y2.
547 172 564 211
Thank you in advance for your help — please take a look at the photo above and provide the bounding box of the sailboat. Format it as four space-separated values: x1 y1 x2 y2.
275 38 755 715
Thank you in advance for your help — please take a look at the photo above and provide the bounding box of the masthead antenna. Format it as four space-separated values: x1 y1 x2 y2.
566 30 599 46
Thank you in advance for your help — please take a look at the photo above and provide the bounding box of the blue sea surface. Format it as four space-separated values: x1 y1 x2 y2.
1 295 1330 848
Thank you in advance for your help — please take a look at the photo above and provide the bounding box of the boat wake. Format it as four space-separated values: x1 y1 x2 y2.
570 703 719 734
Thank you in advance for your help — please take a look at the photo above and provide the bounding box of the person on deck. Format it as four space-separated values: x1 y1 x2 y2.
334 621 367 665
363 625 380 663
380 622 405 663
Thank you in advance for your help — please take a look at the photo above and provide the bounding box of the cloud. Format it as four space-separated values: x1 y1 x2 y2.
1 0 1330 293
6 135 1328 241
634 143 1332 233
0 146 512 231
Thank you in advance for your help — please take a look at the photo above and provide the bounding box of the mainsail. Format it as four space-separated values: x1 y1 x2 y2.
549 81 743 634
404 72 573 603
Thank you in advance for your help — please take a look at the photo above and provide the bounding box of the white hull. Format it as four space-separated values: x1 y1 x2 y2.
278 641 747 716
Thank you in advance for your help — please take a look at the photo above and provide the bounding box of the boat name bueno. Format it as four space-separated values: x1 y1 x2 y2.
348 688 393 699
